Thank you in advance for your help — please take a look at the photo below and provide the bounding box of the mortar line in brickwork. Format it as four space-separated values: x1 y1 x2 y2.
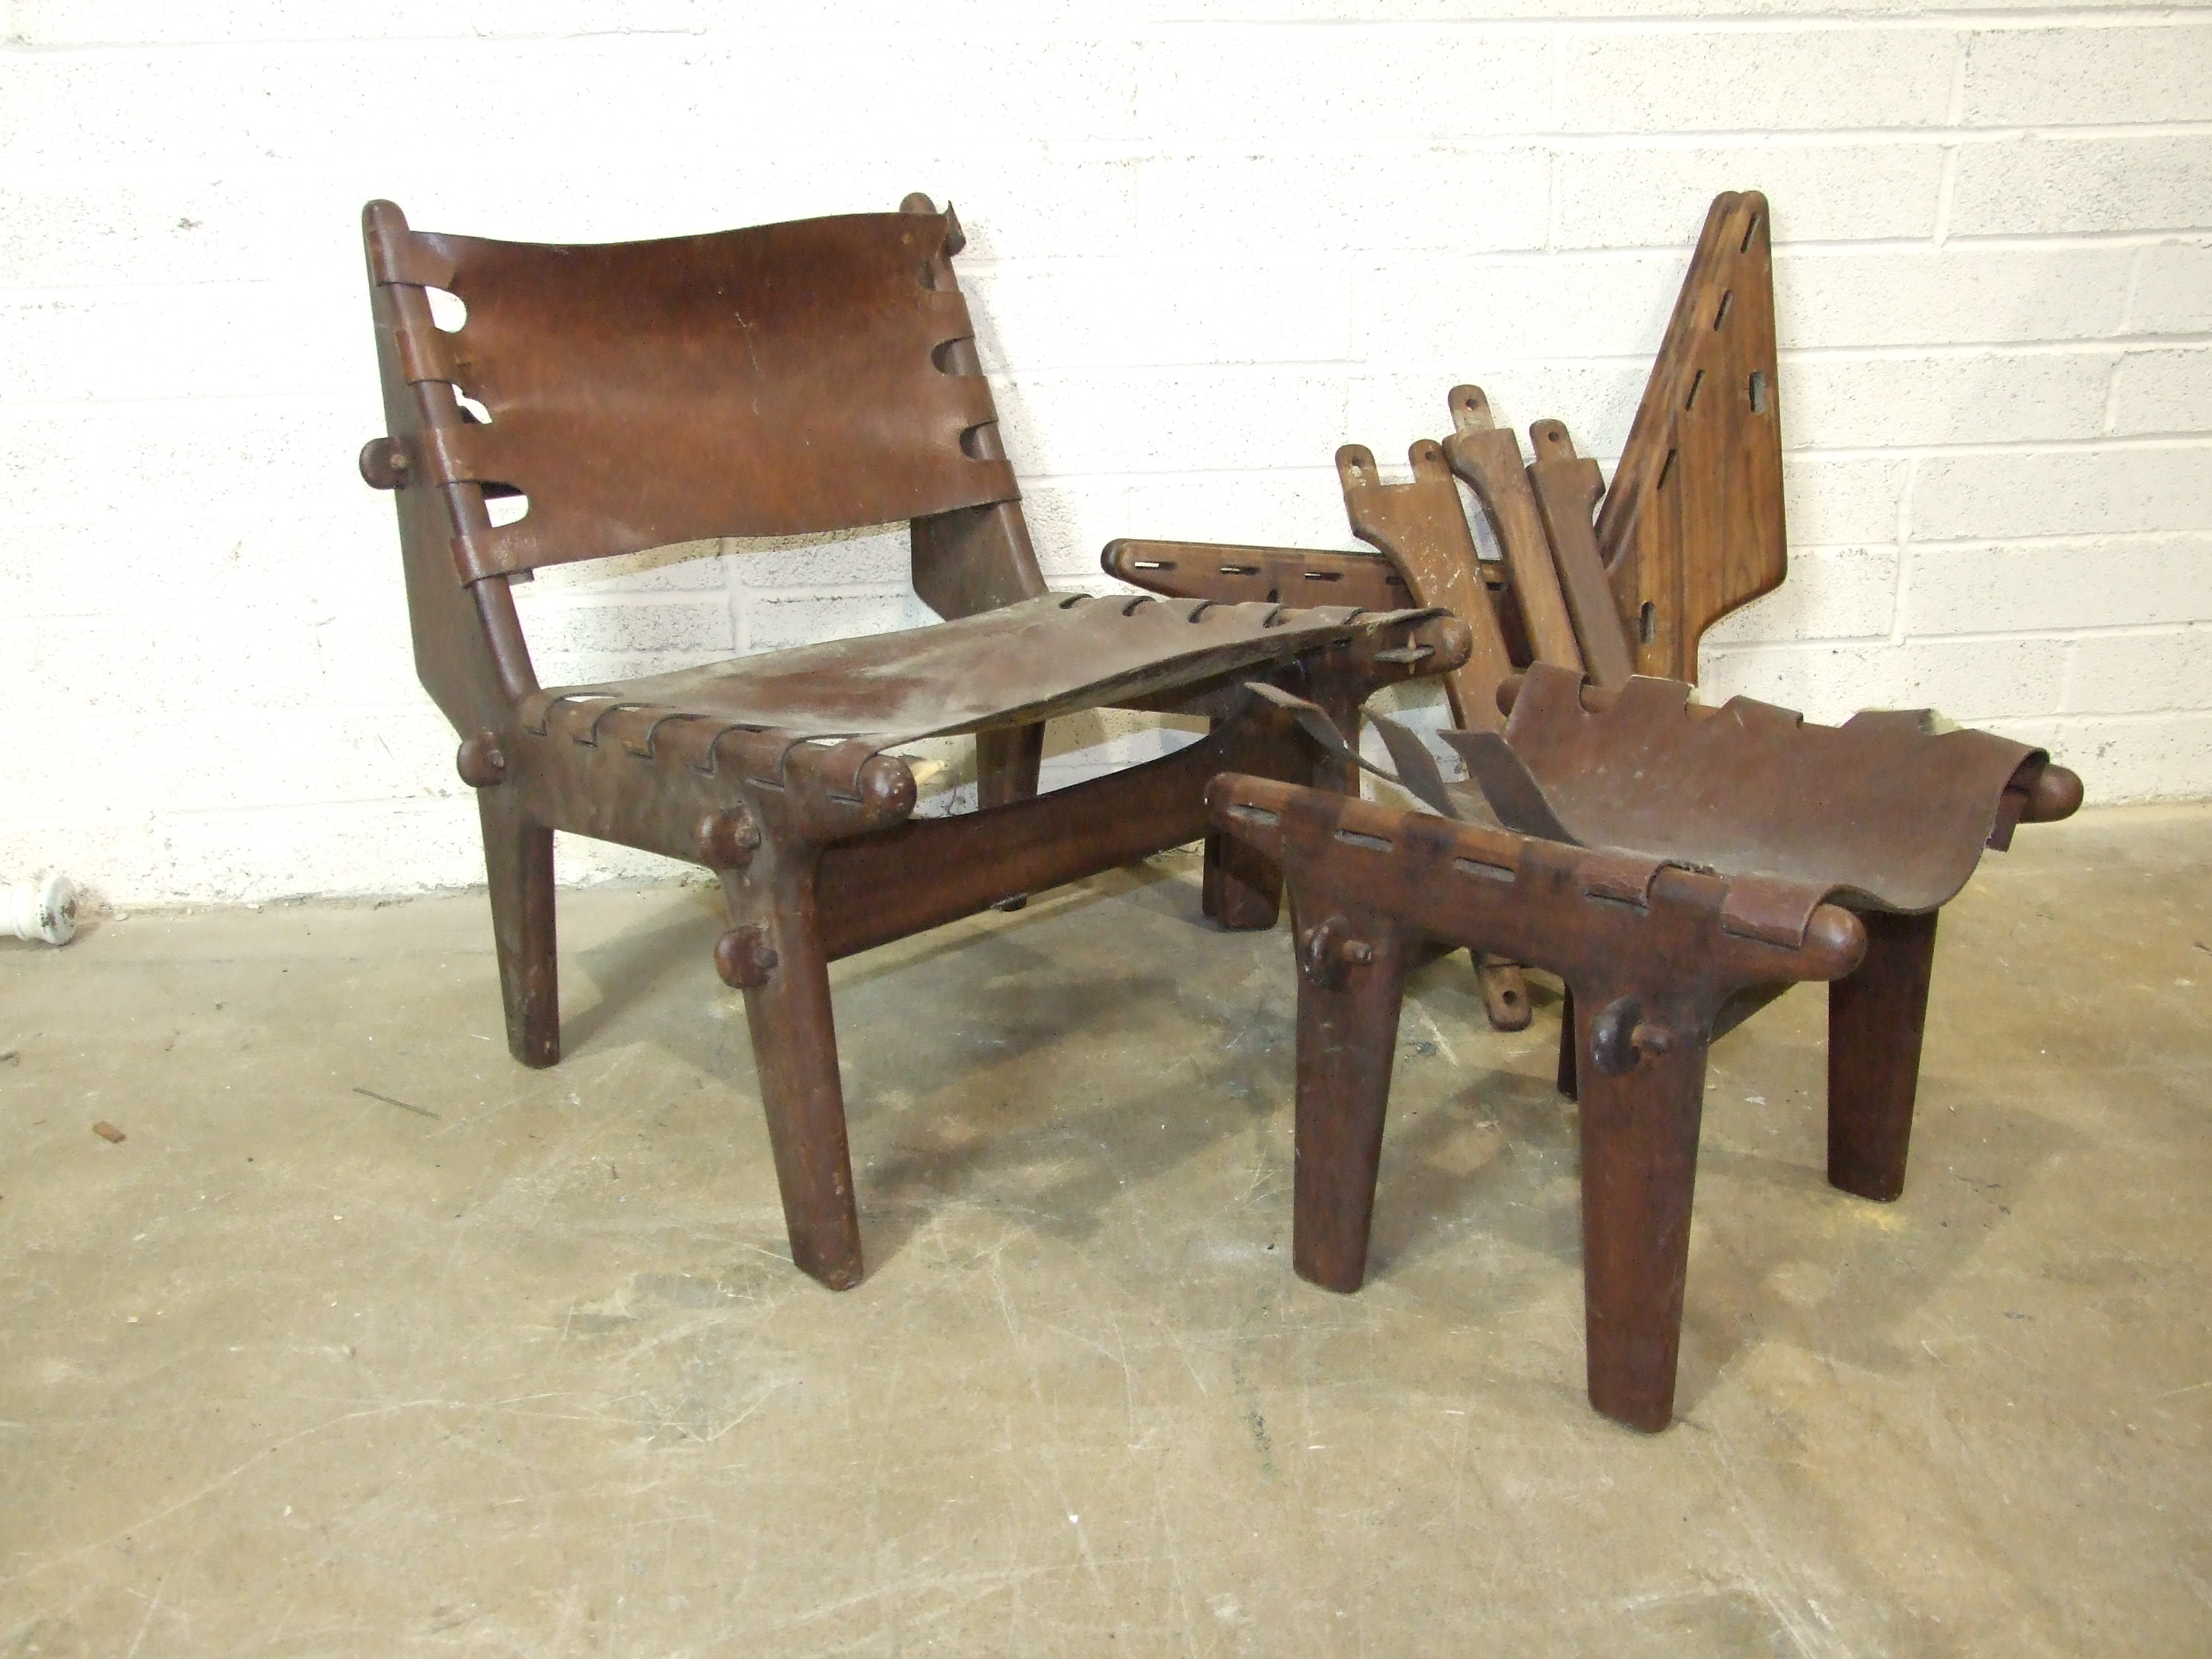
1894 455 1920 628
1767 434 2212 461
985 230 2209 275
1905 530 2212 549
1907 232 2212 251
1887 546 1915 649
972 9 2209 35
1509 8 2197 30
1038 121 2212 161
2119 242 2158 339
1711 621 2207 651
963 231 2207 272
1016 436 2212 489
1779 341 2211 362
515 588 823 610
993 350 2184 386
2100 358 2129 436
1933 148 1962 249
2040 708 2212 729
4 10 2204 61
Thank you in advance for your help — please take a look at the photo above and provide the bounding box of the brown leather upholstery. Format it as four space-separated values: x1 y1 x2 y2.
1445 665 2059 920
365 202 1017 581
526 594 1409 751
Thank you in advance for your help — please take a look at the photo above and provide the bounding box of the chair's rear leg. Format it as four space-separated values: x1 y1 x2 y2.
733 880 864 1290
1475 956 1534 1031
1203 830 1285 930
1828 908 1939 1202
1290 915 1409 1293
478 785 558 1068
976 722 1045 810
1576 1008 1712 1432
976 723 1046 913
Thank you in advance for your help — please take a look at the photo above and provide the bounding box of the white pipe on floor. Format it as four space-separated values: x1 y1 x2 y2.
2 872 78 945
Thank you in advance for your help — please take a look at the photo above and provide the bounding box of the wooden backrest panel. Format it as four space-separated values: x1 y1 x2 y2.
364 201 1020 582
1595 191 1785 683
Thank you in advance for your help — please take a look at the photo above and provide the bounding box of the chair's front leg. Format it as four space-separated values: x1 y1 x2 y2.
720 851 863 1290
1827 907 1939 1202
478 781 558 1068
1573 993 1715 1432
1289 903 1410 1294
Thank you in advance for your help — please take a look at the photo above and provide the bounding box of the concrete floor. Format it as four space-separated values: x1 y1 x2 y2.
1 806 2207 1657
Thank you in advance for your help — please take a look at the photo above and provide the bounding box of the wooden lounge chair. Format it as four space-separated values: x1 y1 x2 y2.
358 193 1467 1289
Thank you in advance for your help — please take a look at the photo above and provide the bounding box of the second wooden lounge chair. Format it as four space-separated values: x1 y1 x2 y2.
1209 674 2080 1430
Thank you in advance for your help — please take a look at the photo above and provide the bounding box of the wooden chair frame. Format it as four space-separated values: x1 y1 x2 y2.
359 193 1467 1288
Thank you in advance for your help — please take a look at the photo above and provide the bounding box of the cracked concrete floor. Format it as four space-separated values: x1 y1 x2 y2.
2 805 2207 1657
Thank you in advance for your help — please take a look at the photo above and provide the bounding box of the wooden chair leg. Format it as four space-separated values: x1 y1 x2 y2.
1475 955 1533 1031
1576 1003 1711 1432
1290 917 1409 1293
1203 830 1285 930
478 785 558 1069
976 722 1045 810
1828 908 1939 1202
976 723 1046 912
736 885 864 1290
1556 988 1577 1101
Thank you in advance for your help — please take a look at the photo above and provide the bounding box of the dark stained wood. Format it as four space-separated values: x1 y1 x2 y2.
1597 191 1786 683
1337 441 1518 732
1103 538 1413 613
1289 909 1413 1294
1576 1016 1712 1431
1209 772 1871 1431
1828 908 1940 1202
1525 421 1636 688
478 785 559 1069
1442 384 1581 670
738 850 864 1289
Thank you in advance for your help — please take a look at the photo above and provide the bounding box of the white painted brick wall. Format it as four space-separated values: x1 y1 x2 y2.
2 2 2206 904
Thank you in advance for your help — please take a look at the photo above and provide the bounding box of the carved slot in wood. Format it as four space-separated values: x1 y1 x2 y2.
1656 448 1677 491
1685 369 1705 411
1740 213 1761 253
1749 370 1769 414
1334 829 1392 853
1640 601 1656 644
1452 857 1514 883
1713 290 1734 330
